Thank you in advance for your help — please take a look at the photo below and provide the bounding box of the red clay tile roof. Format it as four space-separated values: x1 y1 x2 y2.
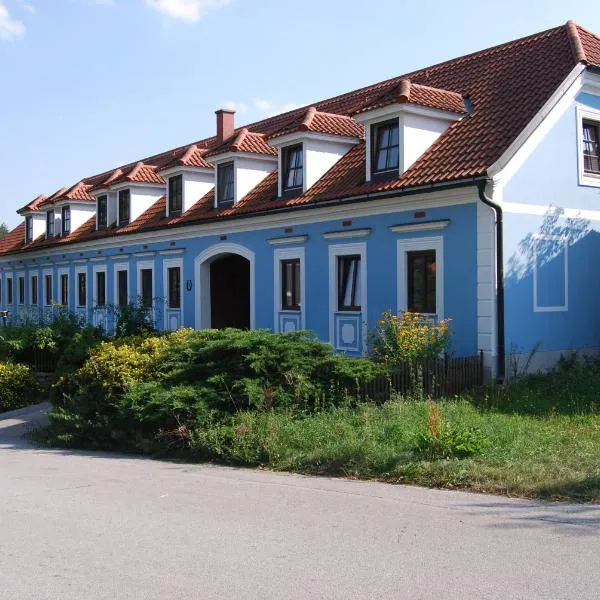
4 21 600 256
352 79 466 115
17 194 46 214
206 128 277 158
55 182 95 203
268 107 364 140
110 162 166 186
160 144 213 170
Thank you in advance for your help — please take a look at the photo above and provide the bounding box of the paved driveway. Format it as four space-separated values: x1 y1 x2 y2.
1 404 599 600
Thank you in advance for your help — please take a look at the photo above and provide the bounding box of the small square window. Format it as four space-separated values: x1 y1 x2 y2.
371 120 400 180
217 162 234 207
169 175 183 216
583 121 600 175
282 145 303 196
118 189 131 226
337 255 361 311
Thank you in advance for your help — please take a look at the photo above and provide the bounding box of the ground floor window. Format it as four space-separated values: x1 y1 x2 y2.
281 259 301 310
117 270 128 307
140 268 153 308
60 274 69 306
18 276 25 305
96 271 106 307
7 278 13 305
407 250 436 314
31 275 38 306
45 274 52 305
337 255 361 311
77 272 87 307
167 266 181 309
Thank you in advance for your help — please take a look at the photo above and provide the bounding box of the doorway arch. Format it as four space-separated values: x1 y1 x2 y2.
194 243 255 330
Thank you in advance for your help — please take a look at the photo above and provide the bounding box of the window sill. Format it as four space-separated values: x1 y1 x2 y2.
370 169 399 183
580 171 600 188
280 308 301 313
336 308 362 314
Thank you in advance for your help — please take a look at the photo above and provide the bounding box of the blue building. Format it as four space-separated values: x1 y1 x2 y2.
1 21 600 379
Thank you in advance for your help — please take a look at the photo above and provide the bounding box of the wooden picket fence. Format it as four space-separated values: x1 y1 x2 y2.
360 351 484 402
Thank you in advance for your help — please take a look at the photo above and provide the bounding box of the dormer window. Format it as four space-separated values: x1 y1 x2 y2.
371 120 399 180
25 216 33 243
97 195 108 229
583 121 600 174
168 175 183 216
217 162 234 208
62 206 71 235
46 211 54 238
282 144 303 196
118 189 131 226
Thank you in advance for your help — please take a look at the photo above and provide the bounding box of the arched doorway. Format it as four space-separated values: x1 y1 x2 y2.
195 243 255 330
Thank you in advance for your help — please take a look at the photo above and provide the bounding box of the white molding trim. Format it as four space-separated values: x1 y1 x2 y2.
162 257 184 331
488 64 585 185
354 103 462 125
582 69 600 96
397 236 444 319
532 234 569 313
328 242 367 352
134 251 156 257
273 246 305 332
194 242 255 330
136 260 155 309
0 187 478 265
576 105 600 188
74 264 88 310
268 131 360 149
158 166 213 178
207 152 278 166
74 258 88 264
90 257 106 263
110 254 131 260
389 219 450 233
113 262 130 308
159 249 185 256
322 228 372 240
268 235 308 246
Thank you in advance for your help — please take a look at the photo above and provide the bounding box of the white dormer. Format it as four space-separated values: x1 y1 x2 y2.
53 200 96 236
206 112 277 209
353 79 465 182
23 212 45 243
111 183 164 226
267 108 363 197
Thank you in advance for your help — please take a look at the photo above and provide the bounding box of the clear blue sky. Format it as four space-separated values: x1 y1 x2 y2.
1 0 599 228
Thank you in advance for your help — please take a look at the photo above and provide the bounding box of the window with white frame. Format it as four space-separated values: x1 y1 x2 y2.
60 273 69 306
578 108 600 187
77 271 87 307
273 247 305 324
44 273 52 306
18 275 25 306
31 275 38 306
137 263 154 309
7 276 13 305
337 255 362 311
397 237 444 319
117 269 128 307
95 269 107 307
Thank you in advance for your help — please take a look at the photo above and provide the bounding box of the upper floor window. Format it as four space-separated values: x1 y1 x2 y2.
282 144 303 196
337 255 361 312
168 175 183 216
46 211 54 238
97 195 108 229
583 121 600 175
62 206 71 235
217 162 234 207
407 250 436 314
25 216 33 243
118 189 131 226
371 120 399 180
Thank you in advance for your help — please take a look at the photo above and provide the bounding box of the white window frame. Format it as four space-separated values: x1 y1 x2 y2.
16 272 25 306
30 272 40 306
43 269 53 306
532 234 569 313
75 266 88 309
6 273 14 306
93 264 108 307
328 242 367 348
162 257 184 328
113 263 130 308
273 246 305 331
57 267 69 308
136 260 155 308
576 106 600 188
397 236 444 319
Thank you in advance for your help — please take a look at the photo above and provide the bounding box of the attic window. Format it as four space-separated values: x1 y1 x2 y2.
217 162 234 207
25 216 33 244
282 144 303 196
371 120 399 180
118 189 131 226
97 195 108 229
583 121 600 174
62 206 71 235
46 211 54 238
168 175 183 216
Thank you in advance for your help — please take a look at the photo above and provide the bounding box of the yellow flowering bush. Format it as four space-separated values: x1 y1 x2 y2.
0 362 41 412
369 310 451 365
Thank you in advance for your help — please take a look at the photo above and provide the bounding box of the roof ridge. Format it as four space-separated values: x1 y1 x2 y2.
128 161 145 180
230 127 249 150
566 20 587 63
299 107 317 131
180 144 198 163
397 79 411 102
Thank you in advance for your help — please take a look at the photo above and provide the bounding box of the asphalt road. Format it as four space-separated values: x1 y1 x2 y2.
1 404 599 600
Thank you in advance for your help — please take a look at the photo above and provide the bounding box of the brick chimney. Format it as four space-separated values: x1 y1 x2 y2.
215 109 235 143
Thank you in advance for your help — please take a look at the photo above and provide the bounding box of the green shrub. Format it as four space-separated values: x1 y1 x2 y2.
0 362 41 413
414 427 489 460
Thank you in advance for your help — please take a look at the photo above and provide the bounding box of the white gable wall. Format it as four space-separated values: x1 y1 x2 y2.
303 138 354 191
234 157 275 203
129 186 165 223
402 113 452 172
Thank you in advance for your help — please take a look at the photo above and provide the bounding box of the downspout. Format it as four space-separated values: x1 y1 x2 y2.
477 180 505 381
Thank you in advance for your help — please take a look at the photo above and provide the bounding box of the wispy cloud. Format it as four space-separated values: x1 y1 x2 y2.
0 2 25 41
17 1 36 14
254 98 303 116
222 101 248 114
144 0 231 23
